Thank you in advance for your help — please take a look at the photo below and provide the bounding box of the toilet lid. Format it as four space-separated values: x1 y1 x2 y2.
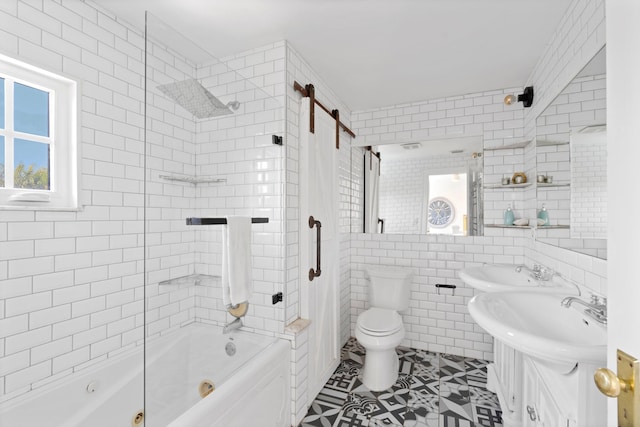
358 308 402 334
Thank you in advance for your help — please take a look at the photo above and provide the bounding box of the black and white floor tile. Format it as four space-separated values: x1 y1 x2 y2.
300 338 502 427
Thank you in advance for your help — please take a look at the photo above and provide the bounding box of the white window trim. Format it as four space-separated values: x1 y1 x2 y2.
0 53 79 211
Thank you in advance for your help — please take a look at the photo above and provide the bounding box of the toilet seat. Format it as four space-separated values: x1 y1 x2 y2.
357 307 402 336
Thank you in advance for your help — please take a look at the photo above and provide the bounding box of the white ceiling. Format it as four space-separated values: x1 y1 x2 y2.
93 0 573 111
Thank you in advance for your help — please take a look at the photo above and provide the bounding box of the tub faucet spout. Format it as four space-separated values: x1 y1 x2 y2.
223 317 243 334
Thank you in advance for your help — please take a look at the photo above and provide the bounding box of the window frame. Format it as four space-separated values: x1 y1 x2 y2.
0 53 78 211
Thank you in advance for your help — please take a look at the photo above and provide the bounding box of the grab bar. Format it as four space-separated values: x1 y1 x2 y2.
308 216 322 281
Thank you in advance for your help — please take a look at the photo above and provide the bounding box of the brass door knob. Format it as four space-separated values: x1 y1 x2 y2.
594 367 631 397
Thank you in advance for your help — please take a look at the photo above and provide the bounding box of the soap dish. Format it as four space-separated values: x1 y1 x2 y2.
513 218 529 226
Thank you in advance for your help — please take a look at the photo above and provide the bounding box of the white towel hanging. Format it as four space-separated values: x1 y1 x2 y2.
221 216 253 307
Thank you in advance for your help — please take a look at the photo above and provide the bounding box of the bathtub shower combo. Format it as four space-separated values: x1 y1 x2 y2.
1 10 291 427
0 325 290 427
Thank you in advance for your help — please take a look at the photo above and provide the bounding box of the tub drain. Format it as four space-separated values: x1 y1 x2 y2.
199 380 215 398
225 341 236 356
131 410 144 426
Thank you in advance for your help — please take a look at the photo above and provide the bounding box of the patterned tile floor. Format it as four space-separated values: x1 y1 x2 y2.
300 338 503 427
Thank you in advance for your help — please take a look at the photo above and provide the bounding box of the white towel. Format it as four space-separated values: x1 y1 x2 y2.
221 216 253 307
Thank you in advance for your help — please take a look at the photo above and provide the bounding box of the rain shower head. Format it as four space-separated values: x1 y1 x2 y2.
157 78 240 119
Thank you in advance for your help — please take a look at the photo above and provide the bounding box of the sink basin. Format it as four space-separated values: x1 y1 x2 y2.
458 264 578 293
468 291 607 371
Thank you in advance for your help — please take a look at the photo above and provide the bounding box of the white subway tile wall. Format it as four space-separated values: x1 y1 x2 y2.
0 1 146 402
351 233 525 361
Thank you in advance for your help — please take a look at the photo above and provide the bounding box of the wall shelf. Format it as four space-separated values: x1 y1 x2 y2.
485 224 532 229
159 174 227 185
536 139 569 147
484 139 533 151
485 182 533 189
537 225 570 229
537 182 570 188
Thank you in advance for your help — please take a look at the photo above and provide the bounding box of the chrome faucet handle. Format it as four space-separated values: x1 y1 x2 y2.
533 264 541 272
590 294 607 307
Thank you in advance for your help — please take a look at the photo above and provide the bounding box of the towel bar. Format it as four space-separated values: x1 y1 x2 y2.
186 217 269 225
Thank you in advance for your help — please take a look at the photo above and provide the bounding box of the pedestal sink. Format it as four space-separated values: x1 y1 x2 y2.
468 291 607 372
458 264 578 294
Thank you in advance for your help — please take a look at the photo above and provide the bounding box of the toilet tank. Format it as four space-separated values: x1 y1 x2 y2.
365 266 414 311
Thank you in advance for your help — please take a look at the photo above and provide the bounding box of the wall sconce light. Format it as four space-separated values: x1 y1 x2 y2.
504 86 534 108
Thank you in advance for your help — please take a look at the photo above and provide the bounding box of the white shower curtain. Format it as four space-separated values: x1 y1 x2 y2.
364 150 380 233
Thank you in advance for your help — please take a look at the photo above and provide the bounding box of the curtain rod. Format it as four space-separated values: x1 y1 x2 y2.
293 81 356 139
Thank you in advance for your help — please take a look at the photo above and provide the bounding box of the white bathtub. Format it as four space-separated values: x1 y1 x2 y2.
0 323 291 427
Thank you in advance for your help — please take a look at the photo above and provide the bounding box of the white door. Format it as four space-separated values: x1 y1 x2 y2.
299 97 340 401
607 3 640 425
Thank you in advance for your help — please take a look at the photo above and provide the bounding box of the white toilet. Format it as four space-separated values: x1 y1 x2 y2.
355 266 414 391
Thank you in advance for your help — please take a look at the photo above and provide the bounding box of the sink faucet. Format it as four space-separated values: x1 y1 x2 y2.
561 294 607 325
515 264 555 281
223 317 243 334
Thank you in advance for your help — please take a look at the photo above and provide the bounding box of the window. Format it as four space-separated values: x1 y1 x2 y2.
0 53 78 210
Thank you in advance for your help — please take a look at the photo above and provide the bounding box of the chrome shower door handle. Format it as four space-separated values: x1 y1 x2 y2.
308 216 322 281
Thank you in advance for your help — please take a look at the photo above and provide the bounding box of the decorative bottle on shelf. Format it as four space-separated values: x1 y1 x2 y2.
503 204 515 226
537 204 549 226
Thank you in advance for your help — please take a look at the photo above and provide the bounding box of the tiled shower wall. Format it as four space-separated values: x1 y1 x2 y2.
0 0 146 402
0 0 291 404
191 43 287 333
144 20 198 340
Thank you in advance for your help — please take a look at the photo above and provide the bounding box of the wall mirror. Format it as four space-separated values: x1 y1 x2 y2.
358 136 484 236
535 47 607 259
